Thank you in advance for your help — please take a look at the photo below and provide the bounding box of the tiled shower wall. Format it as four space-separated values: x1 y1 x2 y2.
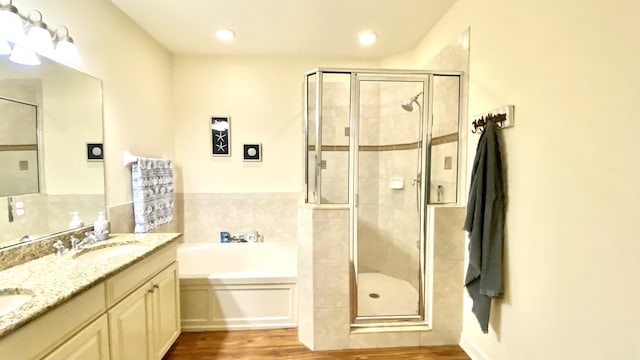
298 205 465 350
370 81 422 289
316 77 425 290
320 77 462 290
319 79 350 204
429 75 462 204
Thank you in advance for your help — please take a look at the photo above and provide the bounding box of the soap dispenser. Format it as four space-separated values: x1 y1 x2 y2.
94 211 109 241
68 212 84 229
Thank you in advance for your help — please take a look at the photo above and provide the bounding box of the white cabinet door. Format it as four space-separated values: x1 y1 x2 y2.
108 282 153 360
43 314 110 360
150 262 181 360
109 262 181 360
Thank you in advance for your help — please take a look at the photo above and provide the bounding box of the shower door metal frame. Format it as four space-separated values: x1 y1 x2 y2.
304 69 354 205
303 68 463 206
350 72 433 327
302 68 465 328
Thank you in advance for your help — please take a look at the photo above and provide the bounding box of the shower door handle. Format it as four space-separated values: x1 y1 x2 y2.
413 172 422 212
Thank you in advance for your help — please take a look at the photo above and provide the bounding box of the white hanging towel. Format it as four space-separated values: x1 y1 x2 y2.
131 156 174 233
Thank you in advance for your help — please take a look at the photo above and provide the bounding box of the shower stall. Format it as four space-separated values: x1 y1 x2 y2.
304 68 462 327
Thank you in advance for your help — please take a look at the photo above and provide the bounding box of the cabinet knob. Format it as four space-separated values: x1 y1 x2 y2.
148 284 160 294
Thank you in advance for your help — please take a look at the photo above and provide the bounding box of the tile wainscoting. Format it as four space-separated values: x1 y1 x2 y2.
109 193 298 245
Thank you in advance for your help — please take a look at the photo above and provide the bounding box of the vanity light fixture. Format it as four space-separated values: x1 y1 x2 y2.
358 31 377 46
26 10 54 57
0 1 25 44
215 28 235 42
9 44 40 65
54 26 79 65
0 1 79 66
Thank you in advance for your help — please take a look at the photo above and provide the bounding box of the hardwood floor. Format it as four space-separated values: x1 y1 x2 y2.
163 328 470 360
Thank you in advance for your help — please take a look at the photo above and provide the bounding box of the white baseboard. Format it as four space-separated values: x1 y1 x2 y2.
459 333 489 360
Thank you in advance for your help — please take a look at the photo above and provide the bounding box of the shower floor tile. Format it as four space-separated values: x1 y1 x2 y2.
357 272 419 317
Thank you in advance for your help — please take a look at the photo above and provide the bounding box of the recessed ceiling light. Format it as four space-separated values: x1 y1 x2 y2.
358 31 377 46
216 28 235 42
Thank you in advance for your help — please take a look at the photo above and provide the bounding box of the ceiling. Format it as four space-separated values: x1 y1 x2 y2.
109 0 458 58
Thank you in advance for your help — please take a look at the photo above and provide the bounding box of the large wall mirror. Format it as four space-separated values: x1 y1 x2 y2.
0 97 39 196
0 55 105 249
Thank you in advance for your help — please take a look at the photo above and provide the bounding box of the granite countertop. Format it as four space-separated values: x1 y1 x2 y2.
0 232 181 340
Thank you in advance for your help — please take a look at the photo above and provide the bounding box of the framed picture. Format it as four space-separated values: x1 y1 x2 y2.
87 143 104 161
243 143 262 161
211 116 230 156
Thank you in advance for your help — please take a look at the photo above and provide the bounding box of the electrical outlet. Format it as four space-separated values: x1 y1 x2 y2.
15 201 25 217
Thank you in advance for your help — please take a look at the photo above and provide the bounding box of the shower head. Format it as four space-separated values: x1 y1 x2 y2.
401 92 424 112
401 99 416 112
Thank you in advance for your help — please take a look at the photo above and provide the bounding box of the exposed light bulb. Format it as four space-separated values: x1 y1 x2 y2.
54 26 79 65
9 44 40 65
27 23 54 56
0 5 26 44
55 37 79 64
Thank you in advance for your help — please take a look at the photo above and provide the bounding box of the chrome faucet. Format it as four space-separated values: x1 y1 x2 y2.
69 236 81 251
73 232 97 250
53 240 66 257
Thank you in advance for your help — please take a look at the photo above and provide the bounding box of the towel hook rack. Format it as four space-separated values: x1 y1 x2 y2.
471 105 515 134
472 113 506 134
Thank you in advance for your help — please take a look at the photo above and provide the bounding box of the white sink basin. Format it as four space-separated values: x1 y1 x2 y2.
74 243 144 262
0 291 33 317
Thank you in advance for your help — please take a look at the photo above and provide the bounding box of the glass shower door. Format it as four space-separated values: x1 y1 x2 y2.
353 76 428 323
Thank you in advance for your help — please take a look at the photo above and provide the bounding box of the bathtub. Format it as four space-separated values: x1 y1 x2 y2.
177 242 297 331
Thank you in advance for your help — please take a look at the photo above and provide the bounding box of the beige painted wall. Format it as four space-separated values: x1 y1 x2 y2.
173 55 378 193
9 0 640 357
15 0 175 208
384 1 640 359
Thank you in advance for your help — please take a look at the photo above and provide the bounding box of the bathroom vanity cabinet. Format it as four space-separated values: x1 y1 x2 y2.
0 240 180 360
108 261 179 360
43 315 110 360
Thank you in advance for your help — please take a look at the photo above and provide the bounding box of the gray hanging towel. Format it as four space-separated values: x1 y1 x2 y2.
132 156 175 233
464 120 505 333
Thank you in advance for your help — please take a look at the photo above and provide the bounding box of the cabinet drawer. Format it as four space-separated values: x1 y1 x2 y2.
0 283 106 360
106 243 177 307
